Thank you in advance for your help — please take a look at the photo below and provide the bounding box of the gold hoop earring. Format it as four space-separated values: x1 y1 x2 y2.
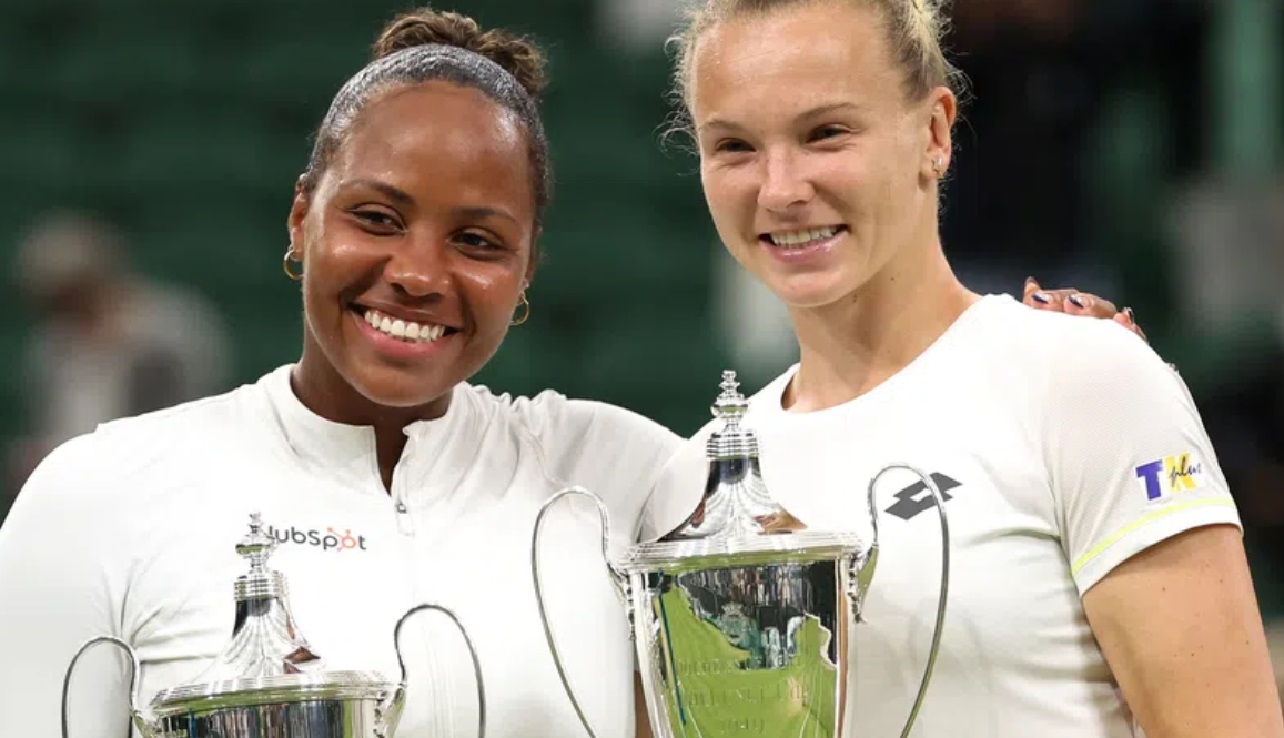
283 246 303 281
511 292 530 326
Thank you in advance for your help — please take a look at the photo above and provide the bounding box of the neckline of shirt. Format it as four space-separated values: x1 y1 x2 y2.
257 365 475 497
752 293 1012 423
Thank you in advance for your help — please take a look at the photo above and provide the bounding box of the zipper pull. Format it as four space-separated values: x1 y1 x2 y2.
393 497 414 536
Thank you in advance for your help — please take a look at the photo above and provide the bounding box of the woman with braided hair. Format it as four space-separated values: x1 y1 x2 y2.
641 0 1284 736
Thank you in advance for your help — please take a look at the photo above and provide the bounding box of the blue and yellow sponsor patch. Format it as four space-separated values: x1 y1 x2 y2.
1134 453 1205 501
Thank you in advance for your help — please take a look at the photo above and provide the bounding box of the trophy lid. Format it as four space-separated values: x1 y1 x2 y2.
625 371 862 571
149 514 395 714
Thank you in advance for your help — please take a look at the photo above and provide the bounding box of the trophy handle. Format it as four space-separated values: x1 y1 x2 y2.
393 603 487 738
531 486 630 738
862 464 951 738
61 636 154 738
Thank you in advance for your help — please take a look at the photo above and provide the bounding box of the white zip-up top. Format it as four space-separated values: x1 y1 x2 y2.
0 365 682 738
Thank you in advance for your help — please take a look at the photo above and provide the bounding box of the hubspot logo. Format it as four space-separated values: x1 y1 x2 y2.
264 524 369 553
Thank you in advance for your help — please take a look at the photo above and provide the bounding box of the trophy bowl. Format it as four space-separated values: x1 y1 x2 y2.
120 668 410 738
62 514 485 738
531 371 950 738
620 529 865 737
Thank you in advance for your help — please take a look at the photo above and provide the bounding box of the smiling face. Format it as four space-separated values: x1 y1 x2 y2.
289 81 536 418
690 0 953 310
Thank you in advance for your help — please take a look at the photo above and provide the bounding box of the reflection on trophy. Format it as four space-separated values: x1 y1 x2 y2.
61 513 486 738
532 371 951 737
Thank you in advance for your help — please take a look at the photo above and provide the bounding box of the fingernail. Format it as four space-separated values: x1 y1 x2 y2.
1068 294 1086 308
1031 292 1050 304
1025 276 1038 289
1123 307 1136 322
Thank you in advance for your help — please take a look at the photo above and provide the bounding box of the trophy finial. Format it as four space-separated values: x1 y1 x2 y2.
236 511 277 578
711 370 749 426
720 370 739 396
708 369 755 460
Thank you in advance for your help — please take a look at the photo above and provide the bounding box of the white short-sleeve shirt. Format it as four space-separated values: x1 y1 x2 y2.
642 294 1240 738
0 365 681 738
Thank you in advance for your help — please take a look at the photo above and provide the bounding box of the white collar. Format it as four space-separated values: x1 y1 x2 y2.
258 365 476 501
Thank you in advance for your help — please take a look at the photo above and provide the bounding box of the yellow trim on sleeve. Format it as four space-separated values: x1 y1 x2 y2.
1071 497 1238 575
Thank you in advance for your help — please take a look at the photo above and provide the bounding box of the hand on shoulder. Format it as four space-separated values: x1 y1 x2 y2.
1022 276 1148 344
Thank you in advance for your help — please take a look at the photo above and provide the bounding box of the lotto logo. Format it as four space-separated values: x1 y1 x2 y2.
1135 453 1205 501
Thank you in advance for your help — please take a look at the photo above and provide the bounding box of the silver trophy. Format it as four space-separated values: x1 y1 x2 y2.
61 513 486 738
532 371 950 737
